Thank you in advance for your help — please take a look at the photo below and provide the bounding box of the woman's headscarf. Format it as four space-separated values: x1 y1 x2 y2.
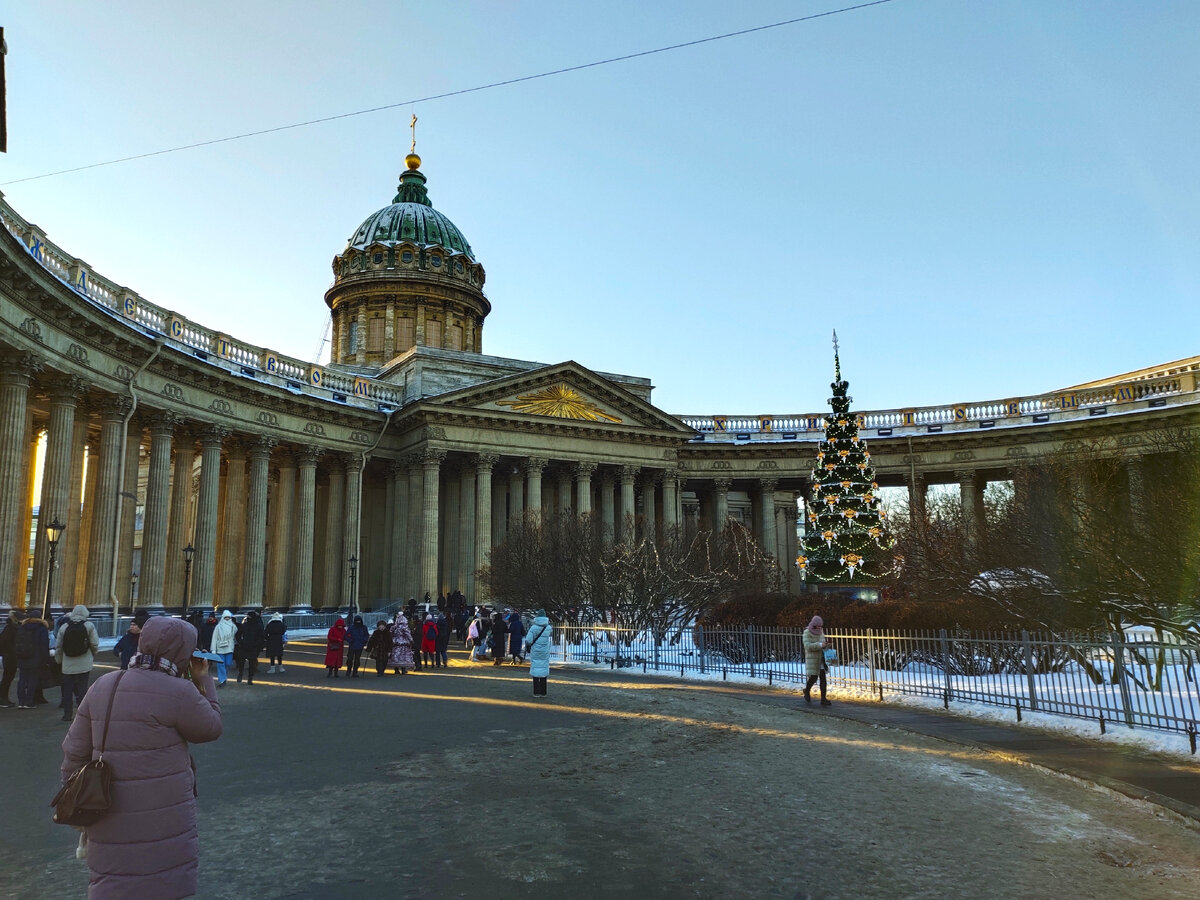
807 615 824 635
132 616 198 675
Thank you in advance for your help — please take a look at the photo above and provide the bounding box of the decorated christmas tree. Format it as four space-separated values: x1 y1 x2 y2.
797 333 893 583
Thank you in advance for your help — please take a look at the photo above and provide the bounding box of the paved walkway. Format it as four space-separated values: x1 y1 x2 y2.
575 664 1200 826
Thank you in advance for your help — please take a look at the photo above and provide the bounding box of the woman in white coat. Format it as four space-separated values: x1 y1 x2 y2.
211 610 238 686
524 610 553 697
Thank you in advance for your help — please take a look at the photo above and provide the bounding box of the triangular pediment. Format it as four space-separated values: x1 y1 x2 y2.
423 361 695 435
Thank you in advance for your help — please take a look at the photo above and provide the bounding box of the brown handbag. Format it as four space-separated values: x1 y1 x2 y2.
51 670 126 827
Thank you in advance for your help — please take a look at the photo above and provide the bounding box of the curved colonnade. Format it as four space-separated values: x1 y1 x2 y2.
2 190 1198 619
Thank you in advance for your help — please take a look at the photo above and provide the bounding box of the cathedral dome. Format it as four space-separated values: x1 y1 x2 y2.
346 160 475 260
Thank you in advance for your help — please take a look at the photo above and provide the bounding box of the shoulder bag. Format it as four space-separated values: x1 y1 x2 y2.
51 670 127 827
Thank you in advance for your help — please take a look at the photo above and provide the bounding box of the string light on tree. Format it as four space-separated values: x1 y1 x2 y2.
796 331 895 583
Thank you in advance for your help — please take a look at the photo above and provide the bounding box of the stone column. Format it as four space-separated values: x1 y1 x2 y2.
907 471 928 527
217 441 247 607
556 469 573 515
165 429 196 608
84 397 133 611
957 469 985 556
30 376 85 612
491 478 506 549
190 426 227 610
74 439 101 604
15 419 37 607
139 414 177 608
61 418 88 603
574 462 595 517
662 469 680 531
406 461 422 600
641 473 658 542
291 447 320 610
758 478 779 562
444 468 461 593
525 457 546 523
712 477 732 533
342 454 364 605
599 471 616 543
474 453 497 602
1126 456 1147 523
508 467 525 524
0 353 39 606
388 461 408 602
417 450 444 601
618 466 638 542
267 452 296 606
459 464 477 601
240 437 274 608
115 419 143 608
322 455 345 607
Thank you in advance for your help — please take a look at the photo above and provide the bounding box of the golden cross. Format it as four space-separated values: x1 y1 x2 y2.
410 114 418 154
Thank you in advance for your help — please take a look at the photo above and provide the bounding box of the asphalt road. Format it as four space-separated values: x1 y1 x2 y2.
3 642 1199 899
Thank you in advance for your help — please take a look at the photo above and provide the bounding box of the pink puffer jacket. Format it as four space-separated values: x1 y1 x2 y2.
61 616 222 900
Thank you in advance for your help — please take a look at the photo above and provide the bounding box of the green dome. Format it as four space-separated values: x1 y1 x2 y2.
346 166 475 261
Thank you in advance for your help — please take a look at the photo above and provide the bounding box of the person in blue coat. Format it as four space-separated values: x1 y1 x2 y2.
523 610 553 697
344 615 370 678
506 611 526 663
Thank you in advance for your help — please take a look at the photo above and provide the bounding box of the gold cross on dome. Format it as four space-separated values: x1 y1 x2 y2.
410 114 418 154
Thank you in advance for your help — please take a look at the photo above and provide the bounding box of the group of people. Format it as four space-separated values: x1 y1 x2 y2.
191 608 289 685
0 604 104 720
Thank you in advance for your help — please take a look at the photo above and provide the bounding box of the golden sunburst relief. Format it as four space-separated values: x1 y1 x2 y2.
496 383 623 423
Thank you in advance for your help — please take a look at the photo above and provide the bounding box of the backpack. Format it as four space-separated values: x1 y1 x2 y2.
14 626 37 662
62 620 90 657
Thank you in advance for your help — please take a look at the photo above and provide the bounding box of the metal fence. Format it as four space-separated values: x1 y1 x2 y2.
555 624 1200 748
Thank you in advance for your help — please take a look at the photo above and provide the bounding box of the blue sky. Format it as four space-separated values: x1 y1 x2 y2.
3 1 1197 415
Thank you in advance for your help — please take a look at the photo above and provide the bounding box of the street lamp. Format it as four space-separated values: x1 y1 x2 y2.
181 543 195 618
347 555 358 621
40 517 65 621
129 572 139 611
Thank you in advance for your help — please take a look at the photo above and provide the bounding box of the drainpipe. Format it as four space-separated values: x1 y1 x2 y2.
108 339 163 634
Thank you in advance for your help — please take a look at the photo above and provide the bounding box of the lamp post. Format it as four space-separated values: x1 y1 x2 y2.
40 518 65 621
181 543 195 618
347 555 358 622
129 572 139 612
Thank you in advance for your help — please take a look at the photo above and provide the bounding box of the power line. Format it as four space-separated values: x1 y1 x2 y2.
1 0 898 187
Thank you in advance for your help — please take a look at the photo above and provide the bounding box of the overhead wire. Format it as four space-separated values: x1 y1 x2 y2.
1 0 899 186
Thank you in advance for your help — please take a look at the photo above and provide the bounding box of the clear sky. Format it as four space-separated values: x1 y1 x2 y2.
2 1 1197 415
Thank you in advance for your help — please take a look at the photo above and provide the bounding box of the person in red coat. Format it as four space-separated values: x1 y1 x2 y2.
420 615 439 669
325 618 347 678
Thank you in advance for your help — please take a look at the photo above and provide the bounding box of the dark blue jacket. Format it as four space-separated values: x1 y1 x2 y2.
345 621 370 651
16 620 49 670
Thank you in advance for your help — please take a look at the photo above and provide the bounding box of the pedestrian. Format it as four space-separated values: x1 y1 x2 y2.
325 616 347 677
264 613 288 674
14 613 49 710
0 608 21 707
507 610 526 663
803 615 833 706
489 611 508 667
388 615 414 674
55 604 101 723
199 611 217 652
525 609 553 697
409 611 423 671
421 614 439 668
235 610 265 685
61 615 222 898
365 620 393 677
112 621 142 671
435 610 452 668
345 615 369 677
211 610 237 685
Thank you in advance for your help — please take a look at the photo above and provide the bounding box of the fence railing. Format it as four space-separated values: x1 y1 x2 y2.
555 624 1200 747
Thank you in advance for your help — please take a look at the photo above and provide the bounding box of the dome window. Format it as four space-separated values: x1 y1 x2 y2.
431 254 442 268
401 250 414 264
455 260 464 273
373 252 383 264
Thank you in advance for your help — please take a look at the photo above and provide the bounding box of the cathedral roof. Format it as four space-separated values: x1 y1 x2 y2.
344 154 475 261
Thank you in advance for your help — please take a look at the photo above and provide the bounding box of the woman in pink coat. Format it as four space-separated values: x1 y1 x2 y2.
324 617 347 677
61 615 222 900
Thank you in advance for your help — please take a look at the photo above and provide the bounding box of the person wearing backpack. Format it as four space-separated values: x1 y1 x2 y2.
15 614 50 710
0 608 21 707
55 604 101 722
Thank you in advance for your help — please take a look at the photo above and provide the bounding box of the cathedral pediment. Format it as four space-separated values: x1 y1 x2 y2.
426 361 694 435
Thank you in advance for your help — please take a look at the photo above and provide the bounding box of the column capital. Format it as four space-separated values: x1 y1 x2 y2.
198 423 230 447
295 446 322 468
95 394 135 422
619 465 640 483
41 373 89 404
146 411 182 437
225 436 249 460
758 477 779 493
344 452 365 474
0 350 42 384
663 468 679 482
955 468 978 485
246 435 276 460
419 448 446 468
573 461 597 479
712 477 732 492
524 456 548 477
474 452 500 472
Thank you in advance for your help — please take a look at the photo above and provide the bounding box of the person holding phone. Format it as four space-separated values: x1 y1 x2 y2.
803 615 833 706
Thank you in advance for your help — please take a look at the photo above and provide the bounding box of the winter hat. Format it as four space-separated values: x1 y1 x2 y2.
807 616 824 634
69 604 90 622
353 616 363 625
270 613 283 623
220 610 233 620
132 608 152 626
535 609 546 617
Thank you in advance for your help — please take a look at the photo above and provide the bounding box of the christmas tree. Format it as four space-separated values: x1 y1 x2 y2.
797 332 893 583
